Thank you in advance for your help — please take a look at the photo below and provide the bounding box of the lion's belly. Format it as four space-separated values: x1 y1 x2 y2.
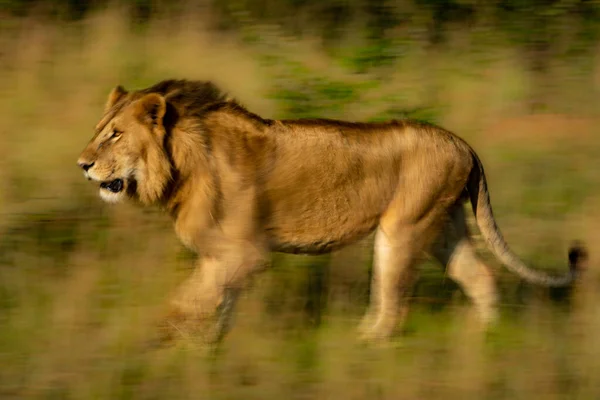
267 225 377 255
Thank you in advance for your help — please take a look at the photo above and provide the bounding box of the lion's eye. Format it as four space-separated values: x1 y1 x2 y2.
111 129 122 139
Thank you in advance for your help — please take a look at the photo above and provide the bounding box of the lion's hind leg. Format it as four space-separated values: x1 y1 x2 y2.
358 227 420 342
431 204 499 326
358 208 450 342
358 163 468 342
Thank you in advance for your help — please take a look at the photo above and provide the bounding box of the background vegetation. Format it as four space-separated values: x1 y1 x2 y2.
1 0 600 398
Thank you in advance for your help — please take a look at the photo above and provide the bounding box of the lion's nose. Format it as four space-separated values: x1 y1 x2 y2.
78 161 95 171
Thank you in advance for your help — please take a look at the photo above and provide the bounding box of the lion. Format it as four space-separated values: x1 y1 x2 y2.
76 79 587 345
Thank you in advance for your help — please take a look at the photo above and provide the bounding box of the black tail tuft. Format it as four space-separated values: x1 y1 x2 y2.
568 241 588 275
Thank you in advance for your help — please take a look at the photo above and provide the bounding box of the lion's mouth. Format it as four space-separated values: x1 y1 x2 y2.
100 179 124 193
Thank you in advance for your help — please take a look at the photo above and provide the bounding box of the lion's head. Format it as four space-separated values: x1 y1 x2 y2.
77 86 172 205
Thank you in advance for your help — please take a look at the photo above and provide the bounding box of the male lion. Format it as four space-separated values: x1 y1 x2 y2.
77 79 586 345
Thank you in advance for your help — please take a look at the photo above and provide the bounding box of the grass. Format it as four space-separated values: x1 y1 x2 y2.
1 5 600 399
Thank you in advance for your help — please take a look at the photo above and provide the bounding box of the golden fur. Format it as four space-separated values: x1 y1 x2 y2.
77 79 587 345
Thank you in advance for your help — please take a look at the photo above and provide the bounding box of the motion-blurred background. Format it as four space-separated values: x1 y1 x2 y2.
2 1 600 398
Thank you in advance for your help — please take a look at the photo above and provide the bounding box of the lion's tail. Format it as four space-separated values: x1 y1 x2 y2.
466 150 586 287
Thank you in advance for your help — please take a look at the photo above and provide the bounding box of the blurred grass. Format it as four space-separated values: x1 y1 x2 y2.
1 4 600 399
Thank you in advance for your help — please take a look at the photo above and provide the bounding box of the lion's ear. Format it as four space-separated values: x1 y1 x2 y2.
134 93 166 126
105 85 128 112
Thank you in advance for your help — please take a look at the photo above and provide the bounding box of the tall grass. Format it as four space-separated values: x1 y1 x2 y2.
1 5 600 399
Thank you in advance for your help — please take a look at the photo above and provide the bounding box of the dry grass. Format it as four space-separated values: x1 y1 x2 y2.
1 6 600 400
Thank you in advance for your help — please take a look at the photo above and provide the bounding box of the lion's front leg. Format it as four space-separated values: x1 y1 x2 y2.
165 257 226 342
156 246 267 347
